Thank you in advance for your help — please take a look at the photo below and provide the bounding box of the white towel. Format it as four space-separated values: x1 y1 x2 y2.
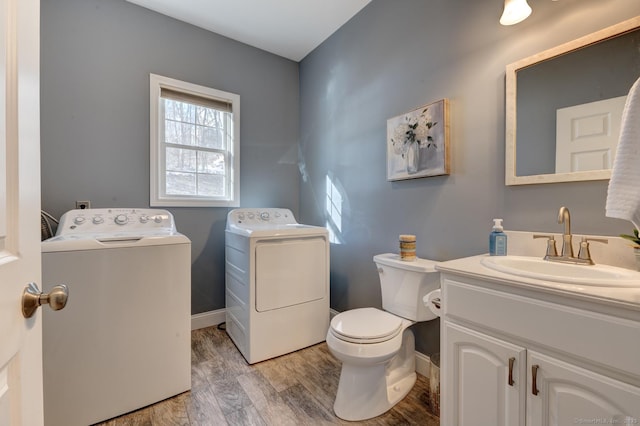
606 76 640 230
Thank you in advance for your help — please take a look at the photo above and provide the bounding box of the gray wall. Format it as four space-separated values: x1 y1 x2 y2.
299 0 640 355
41 0 640 356
40 0 300 314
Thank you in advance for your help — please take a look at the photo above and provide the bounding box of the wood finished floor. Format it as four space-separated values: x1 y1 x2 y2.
97 325 440 426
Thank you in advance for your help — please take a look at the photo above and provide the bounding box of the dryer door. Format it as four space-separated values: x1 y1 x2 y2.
255 237 327 312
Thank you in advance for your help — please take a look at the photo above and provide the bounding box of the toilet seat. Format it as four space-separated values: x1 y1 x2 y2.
330 308 403 344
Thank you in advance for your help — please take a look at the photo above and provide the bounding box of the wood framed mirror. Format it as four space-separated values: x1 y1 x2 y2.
505 16 640 185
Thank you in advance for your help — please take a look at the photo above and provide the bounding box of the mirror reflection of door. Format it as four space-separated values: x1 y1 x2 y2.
555 95 627 173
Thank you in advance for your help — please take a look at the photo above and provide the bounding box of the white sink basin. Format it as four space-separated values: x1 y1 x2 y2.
481 255 640 287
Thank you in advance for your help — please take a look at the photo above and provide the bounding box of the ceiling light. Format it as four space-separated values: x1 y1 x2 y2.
500 0 532 26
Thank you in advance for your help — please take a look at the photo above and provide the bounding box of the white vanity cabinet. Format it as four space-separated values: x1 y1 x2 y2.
438 266 640 426
526 351 640 426
444 321 526 425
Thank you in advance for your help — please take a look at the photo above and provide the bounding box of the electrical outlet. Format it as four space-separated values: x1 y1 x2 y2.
76 201 91 210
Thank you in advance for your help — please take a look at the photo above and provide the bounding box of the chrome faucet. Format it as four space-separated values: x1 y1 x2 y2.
533 206 607 265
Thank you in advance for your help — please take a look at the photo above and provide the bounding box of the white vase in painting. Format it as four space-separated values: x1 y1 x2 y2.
406 142 419 174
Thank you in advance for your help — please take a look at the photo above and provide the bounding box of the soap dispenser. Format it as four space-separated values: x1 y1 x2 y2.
489 218 507 256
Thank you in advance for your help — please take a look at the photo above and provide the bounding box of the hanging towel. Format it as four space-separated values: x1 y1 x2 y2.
606 75 640 230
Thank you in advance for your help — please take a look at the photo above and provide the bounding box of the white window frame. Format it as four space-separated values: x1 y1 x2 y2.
150 73 240 207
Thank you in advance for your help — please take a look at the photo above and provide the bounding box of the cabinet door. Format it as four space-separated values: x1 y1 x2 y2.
442 322 526 426
528 351 640 426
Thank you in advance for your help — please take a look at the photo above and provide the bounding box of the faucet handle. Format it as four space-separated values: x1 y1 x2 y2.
533 234 558 259
582 237 608 244
577 237 608 264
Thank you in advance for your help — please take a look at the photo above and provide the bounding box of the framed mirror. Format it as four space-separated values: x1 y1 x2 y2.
505 16 640 185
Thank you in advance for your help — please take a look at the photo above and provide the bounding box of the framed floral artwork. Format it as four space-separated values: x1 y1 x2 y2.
386 99 450 181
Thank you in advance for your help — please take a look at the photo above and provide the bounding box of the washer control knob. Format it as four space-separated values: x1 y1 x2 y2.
92 216 104 224
114 214 128 225
248 213 255 219
154 215 163 223
260 212 270 221
73 216 86 225
139 215 149 223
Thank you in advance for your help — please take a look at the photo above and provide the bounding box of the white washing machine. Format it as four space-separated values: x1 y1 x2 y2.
41 208 191 426
225 208 329 364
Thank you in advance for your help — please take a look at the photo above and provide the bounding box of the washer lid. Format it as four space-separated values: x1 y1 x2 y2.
330 308 402 342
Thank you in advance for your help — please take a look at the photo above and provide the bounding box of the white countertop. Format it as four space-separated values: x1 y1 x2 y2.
436 254 640 312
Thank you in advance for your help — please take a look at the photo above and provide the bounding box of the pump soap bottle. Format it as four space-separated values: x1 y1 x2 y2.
489 218 507 256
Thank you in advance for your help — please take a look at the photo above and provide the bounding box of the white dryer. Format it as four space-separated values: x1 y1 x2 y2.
225 208 329 364
41 208 191 426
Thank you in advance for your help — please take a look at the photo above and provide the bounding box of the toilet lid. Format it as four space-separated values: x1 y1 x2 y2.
330 308 403 343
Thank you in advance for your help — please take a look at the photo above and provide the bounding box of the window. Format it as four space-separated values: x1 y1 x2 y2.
150 74 240 207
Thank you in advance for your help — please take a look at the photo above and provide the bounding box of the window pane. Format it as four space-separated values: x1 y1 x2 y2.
165 120 196 146
195 125 224 149
198 174 225 197
166 147 196 172
196 106 222 127
197 151 225 174
166 171 196 195
164 99 195 123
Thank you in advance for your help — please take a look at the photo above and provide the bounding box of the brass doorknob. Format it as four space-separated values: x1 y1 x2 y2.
22 282 69 318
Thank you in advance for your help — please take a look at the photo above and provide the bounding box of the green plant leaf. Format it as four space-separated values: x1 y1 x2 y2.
620 233 640 245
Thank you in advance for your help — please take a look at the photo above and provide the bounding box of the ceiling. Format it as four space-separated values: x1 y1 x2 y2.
126 0 372 62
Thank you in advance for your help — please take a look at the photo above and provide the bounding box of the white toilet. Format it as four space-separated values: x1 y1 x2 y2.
326 253 440 421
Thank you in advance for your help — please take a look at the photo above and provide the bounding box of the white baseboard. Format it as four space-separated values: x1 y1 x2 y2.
191 308 226 330
415 351 431 377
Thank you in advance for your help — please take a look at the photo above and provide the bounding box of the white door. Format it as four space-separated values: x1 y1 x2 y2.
555 95 626 173
527 351 640 426
0 0 43 424
442 322 526 426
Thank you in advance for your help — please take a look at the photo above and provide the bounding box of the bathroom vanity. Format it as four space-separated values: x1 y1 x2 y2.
436 232 640 425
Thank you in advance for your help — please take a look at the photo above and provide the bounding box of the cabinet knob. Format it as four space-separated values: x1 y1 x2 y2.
532 364 540 396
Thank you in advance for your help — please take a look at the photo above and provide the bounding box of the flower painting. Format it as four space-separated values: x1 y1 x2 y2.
386 99 450 181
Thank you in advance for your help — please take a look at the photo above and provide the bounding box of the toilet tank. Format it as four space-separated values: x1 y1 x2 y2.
374 253 440 322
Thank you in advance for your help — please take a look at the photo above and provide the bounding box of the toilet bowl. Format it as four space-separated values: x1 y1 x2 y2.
326 254 440 421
